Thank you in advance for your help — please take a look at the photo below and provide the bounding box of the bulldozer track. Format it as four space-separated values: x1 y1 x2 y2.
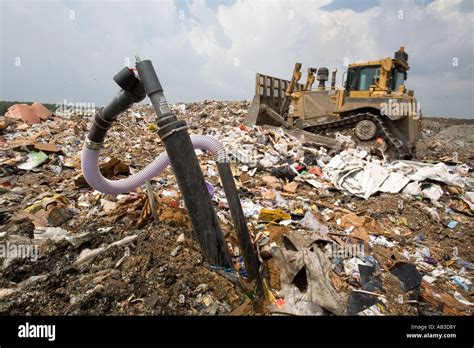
303 113 410 158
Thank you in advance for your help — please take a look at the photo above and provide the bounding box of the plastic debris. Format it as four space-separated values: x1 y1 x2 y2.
390 263 423 292
257 209 291 224
205 181 215 198
447 220 459 229
450 276 472 292
421 184 443 203
299 211 329 234
17 151 48 170
33 227 68 242
271 165 298 181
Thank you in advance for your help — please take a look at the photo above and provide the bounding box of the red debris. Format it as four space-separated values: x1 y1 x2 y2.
5 102 52 125
31 102 53 120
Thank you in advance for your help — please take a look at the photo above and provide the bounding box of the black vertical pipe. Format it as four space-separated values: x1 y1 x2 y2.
136 59 232 268
217 162 263 295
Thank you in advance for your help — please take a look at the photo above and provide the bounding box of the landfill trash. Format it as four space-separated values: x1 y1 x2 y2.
17 151 48 170
335 132 356 148
456 259 474 271
283 181 298 194
450 275 472 292
74 234 138 266
420 283 471 316
271 165 298 181
74 247 107 267
307 166 322 176
346 278 385 315
170 245 182 257
340 213 383 240
34 227 68 242
257 209 291 224
235 256 248 277
176 233 186 243
269 285 324 316
450 197 474 217
0 101 472 316
304 178 326 189
0 288 18 300
205 181 215 198
403 161 466 187
447 220 459 229
33 142 60 153
322 149 467 199
271 231 344 314
423 256 437 265
299 211 329 234
359 264 376 285
463 192 474 210
421 184 443 204
369 235 395 248
17 274 48 289
390 263 423 292
241 200 261 218
359 303 386 316
453 292 474 306
402 182 422 196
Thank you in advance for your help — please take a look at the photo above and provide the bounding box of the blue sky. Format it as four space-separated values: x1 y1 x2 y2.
1 0 473 117
321 0 382 12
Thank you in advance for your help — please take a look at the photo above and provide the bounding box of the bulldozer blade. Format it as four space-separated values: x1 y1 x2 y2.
243 97 261 126
244 100 293 129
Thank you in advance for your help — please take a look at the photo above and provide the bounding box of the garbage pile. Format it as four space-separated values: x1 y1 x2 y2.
416 117 474 163
0 101 472 316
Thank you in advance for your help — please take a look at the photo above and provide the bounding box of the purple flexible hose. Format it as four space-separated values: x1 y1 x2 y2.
81 135 226 195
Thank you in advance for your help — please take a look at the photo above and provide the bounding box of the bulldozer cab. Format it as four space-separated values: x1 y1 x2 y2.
344 48 410 98
345 64 380 95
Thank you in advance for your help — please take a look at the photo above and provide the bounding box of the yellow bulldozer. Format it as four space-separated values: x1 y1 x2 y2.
244 47 421 158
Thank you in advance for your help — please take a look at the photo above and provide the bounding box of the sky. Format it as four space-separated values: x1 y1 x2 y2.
1 0 473 117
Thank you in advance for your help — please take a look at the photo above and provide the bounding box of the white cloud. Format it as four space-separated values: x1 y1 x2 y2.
1 0 473 117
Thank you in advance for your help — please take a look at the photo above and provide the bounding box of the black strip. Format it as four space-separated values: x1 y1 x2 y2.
0 316 470 346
